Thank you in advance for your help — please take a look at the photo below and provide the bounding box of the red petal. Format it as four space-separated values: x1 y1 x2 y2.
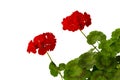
27 40 36 54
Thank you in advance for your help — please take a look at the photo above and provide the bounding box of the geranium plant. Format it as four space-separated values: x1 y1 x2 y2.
27 10 120 80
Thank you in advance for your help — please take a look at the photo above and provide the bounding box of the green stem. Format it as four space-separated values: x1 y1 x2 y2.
80 30 100 52
47 52 64 80
47 52 53 62
58 71 64 80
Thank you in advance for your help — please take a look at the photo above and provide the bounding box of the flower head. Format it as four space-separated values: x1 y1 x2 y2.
27 32 56 55
61 11 91 32
84 12 91 27
27 40 36 53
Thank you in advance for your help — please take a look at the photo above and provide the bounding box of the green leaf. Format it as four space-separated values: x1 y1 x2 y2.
112 70 120 80
49 62 58 77
116 64 120 69
79 49 96 70
112 28 120 40
64 58 91 80
99 39 113 52
110 39 120 53
90 70 112 80
99 38 120 57
58 63 65 71
99 39 117 57
87 31 106 45
95 54 117 72
110 28 120 54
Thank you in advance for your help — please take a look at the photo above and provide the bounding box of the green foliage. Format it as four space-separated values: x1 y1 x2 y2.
49 62 66 77
111 70 120 80
58 63 66 71
87 31 106 45
49 62 59 77
90 70 112 80
62 28 120 80
78 49 96 70
98 28 120 57
110 38 120 53
64 58 91 80
95 54 117 72
48 28 120 80
99 39 116 57
112 28 120 40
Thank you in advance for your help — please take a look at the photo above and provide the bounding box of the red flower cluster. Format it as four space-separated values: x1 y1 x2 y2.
61 11 91 32
27 32 56 55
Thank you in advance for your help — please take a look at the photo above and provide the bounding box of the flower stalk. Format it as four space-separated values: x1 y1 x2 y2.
47 52 53 62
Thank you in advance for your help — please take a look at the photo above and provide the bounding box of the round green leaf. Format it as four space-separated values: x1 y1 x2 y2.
87 31 106 45
112 28 120 40
90 70 112 80
58 63 66 71
95 54 117 72
64 58 91 80
49 62 58 77
79 49 96 70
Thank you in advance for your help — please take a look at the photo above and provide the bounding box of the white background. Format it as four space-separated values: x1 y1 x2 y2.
0 0 120 80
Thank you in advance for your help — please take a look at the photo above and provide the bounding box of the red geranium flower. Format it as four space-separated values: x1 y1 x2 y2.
61 11 91 32
84 12 91 27
27 40 36 53
27 32 56 55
